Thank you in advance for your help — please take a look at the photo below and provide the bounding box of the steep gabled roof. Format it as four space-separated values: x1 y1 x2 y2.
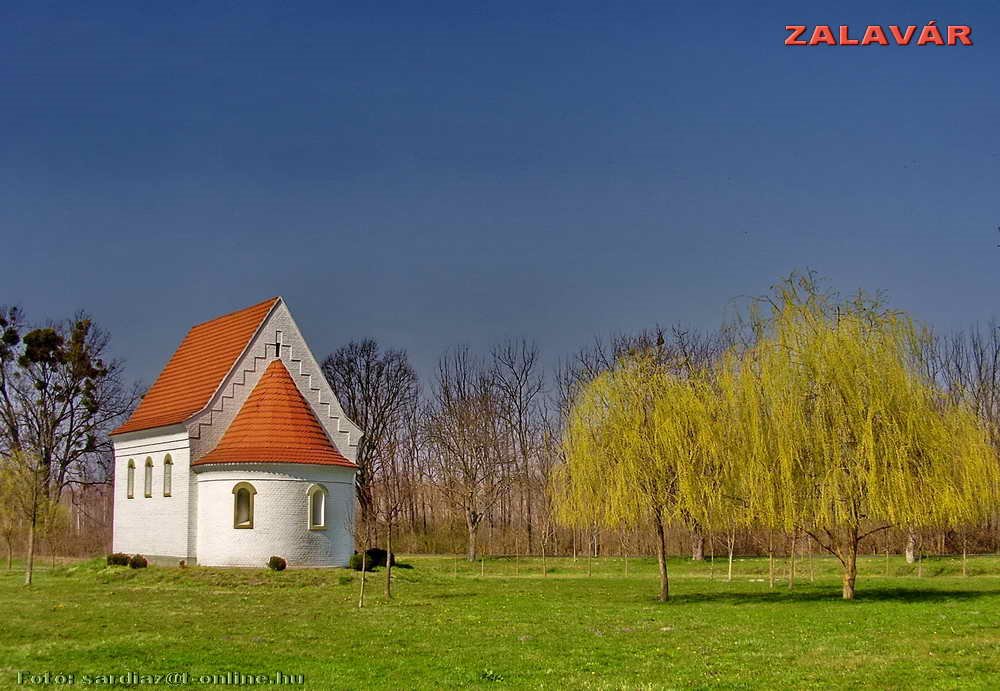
112 298 279 435
193 359 356 468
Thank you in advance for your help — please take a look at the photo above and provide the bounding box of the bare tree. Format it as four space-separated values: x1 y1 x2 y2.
492 340 544 553
322 339 418 542
375 397 420 599
425 348 512 561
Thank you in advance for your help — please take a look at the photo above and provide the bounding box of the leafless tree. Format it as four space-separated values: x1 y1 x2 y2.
374 397 421 599
425 347 512 561
322 339 418 542
492 339 544 553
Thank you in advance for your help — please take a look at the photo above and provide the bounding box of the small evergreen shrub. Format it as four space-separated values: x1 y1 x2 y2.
267 556 287 571
348 552 375 572
106 553 130 567
128 554 148 569
365 547 395 568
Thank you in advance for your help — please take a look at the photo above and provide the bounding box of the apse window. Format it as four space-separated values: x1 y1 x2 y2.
126 459 135 499
233 483 256 529
144 457 153 498
308 484 327 530
163 455 173 497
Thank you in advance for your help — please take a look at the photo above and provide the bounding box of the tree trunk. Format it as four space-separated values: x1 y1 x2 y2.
24 513 36 587
541 537 546 577
691 524 705 561
357 484 376 546
358 550 366 608
385 523 393 600
653 508 669 602
905 531 917 564
588 526 595 576
962 537 967 577
6 542 12 570
767 532 774 590
708 533 715 581
842 539 858 600
788 531 796 590
727 533 735 582
523 461 534 554
466 512 478 562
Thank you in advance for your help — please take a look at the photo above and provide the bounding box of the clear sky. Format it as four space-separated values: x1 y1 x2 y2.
1 1 998 387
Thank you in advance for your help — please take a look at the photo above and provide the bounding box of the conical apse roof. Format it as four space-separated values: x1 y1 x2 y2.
194 359 356 468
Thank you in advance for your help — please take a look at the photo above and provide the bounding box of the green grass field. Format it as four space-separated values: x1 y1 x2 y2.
2 554 999 689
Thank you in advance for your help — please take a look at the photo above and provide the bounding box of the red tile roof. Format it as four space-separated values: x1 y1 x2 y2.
112 298 279 435
193 359 355 468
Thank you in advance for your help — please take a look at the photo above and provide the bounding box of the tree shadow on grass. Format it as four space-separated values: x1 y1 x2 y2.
429 590 481 600
669 587 992 605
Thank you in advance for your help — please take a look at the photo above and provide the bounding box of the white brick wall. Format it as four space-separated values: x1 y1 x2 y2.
111 428 193 560
194 464 355 567
111 299 361 566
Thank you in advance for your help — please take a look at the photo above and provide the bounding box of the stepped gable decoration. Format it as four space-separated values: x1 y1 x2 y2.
194 359 355 468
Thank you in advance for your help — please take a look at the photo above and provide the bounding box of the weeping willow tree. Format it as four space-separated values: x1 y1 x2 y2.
553 352 719 601
727 277 998 599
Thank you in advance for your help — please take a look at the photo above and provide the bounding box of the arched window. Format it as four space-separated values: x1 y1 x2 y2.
307 484 327 530
126 459 135 499
144 457 153 498
163 455 173 497
233 483 256 529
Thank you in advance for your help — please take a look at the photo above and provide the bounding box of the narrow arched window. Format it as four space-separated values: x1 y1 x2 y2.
126 459 135 499
233 482 256 529
307 484 327 530
163 455 173 497
144 457 153 498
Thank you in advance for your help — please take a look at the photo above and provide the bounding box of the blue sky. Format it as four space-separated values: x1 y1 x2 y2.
1 2 998 386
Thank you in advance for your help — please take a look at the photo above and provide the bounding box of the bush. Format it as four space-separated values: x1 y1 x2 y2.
267 556 287 571
128 554 148 569
348 552 375 572
348 548 397 571
365 547 395 568
106 553 130 567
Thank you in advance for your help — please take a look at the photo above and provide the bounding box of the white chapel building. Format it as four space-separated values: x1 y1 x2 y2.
110 297 361 567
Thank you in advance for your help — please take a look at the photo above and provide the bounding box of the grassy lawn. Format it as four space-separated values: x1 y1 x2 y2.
2 554 999 689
